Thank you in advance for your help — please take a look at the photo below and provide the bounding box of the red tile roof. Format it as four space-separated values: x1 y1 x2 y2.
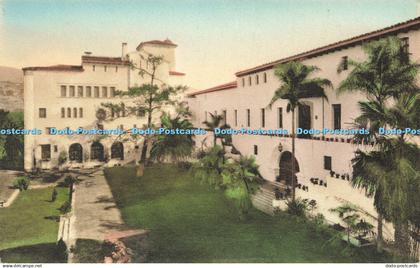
169 71 186 76
236 16 420 76
137 39 178 50
81 56 129 65
188 81 237 97
22 65 84 72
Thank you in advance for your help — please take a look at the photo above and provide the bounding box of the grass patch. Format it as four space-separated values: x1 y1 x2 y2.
0 187 69 262
104 164 393 263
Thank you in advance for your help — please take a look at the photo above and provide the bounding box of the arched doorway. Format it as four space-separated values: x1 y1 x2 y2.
91 142 104 161
69 143 83 163
111 142 124 160
278 151 300 185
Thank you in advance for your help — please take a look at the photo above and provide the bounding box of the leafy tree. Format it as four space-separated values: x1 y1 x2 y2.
269 61 331 201
151 112 195 163
0 111 24 169
102 55 186 166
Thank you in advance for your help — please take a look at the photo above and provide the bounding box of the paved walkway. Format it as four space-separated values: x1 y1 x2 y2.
70 169 125 243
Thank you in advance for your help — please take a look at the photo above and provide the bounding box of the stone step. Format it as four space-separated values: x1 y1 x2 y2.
252 200 274 216
252 195 273 204
251 197 273 208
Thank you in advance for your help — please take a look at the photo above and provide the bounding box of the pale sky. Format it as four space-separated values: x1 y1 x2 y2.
0 0 417 89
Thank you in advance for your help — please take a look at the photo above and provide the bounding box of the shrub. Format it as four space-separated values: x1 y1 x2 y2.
59 200 71 214
177 161 192 170
286 198 309 217
51 187 58 202
56 238 68 262
58 175 76 187
58 151 67 165
13 176 30 191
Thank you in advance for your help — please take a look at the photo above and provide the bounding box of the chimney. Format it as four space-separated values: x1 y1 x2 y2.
121 42 127 60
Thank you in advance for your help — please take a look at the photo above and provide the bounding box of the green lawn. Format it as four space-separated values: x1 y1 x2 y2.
104 164 393 263
0 187 69 263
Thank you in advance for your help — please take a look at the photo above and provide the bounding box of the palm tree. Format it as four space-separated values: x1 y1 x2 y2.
338 36 420 256
352 149 389 252
202 112 230 147
221 155 261 219
269 61 331 201
192 145 226 189
151 113 195 163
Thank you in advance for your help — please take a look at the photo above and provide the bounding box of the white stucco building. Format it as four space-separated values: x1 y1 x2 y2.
187 17 420 240
23 39 186 171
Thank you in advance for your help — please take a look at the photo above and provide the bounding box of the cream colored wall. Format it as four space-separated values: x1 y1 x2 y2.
24 43 186 171
188 29 420 240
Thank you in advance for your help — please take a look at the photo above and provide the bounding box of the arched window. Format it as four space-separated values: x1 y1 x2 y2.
69 143 83 163
91 142 104 161
111 142 124 160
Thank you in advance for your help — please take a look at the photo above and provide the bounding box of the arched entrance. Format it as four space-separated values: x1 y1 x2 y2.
278 151 300 185
91 142 104 161
69 143 83 163
111 142 124 160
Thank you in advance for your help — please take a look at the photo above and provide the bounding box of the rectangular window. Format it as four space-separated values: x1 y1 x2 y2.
261 108 265 128
69 86 75 97
401 37 409 55
254 145 258 155
332 104 341 130
342 56 348 70
39 108 46 118
242 78 245 87
263 72 267 83
223 110 227 125
234 109 238 126
248 76 252 86
61 107 65 118
246 109 250 127
122 104 126 117
278 107 283 128
41 144 51 160
110 87 116 97
102 87 108 98
86 86 92 97
54 145 58 153
138 109 146 117
256 75 259 85
79 108 83 118
92 65 95 71
94 86 100 98
115 66 118 72
324 156 332 170
104 66 107 72
77 86 83 97
73 107 77 118
60 85 66 97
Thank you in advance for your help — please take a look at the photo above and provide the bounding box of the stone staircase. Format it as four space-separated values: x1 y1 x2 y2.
251 186 276 215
